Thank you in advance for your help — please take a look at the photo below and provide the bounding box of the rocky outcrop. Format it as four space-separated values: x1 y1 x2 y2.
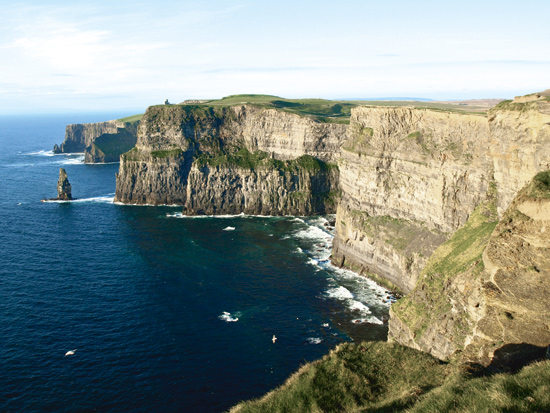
114 105 344 213
54 119 139 163
389 171 550 366
42 168 73 201
56 168 72 200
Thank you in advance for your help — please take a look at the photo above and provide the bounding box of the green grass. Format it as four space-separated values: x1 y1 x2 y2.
195 147 337 172
119 95 494 131
118 113 143 123
231 341 448 413
93 129 137 157
231 341 550 413
526 170 550 199
490 100 541 112
409 359 550 413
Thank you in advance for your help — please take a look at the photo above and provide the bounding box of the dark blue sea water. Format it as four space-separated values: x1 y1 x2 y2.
0 114 391 412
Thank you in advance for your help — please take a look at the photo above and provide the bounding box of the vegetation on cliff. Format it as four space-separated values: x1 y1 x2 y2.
231 341 550 412
195 148 337 172
390 181 499 350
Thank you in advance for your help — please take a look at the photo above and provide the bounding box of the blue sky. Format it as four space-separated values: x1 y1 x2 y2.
0 0 548 113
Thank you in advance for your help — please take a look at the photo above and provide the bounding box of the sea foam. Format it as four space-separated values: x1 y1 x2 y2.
218 311 239 322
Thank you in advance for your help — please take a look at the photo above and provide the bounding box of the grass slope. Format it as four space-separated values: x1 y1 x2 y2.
231 341 550 412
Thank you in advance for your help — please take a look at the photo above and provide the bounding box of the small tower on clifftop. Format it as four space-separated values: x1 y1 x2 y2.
164 99 170 105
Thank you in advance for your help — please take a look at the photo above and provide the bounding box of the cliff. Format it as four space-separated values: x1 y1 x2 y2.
54 118 139 163
389 171 550 366
114 104 344 214
331 107 492 292
332 99 550 293
109 93 550 368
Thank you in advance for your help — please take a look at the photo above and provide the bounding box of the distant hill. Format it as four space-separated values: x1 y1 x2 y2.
344 97 434 102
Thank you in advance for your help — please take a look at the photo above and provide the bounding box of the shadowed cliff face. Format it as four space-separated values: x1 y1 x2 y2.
389 171 550 365
54 120 139 163
114 105 343 214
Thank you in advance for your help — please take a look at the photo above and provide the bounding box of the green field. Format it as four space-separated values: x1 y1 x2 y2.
147 94 494 125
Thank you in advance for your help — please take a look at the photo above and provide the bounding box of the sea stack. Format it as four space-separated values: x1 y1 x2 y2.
56 168 72 200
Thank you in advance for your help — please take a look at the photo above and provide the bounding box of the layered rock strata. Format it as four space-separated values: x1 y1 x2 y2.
332 107 492 292
54 119 139 163
114 105 344 214
389 171 550 365
332 99 550 293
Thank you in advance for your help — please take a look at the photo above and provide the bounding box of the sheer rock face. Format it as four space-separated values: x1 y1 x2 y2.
114 105 344 214
388 172 550 366
332 107 492 293
488 100 550 216
56 168 72 200
54 121 121 153
54 120 139 164
332 101 550 293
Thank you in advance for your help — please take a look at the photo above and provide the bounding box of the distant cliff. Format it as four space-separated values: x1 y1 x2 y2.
54 118 140 163
114 104 344 214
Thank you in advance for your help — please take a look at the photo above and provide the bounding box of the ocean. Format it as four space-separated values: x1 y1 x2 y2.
0 113 391 412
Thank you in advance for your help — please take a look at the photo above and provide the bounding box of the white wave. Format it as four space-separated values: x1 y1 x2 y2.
307 337 322 344
4 163 35 168
54 155 85 165
223 226 235 231
22 149 55 157
165 212 281 219
72 195 114 204
351 316 383 325
115 203 181 207
322 323 329 328
349 300 371 315
43 194 115 204
293 225 331 242
218 311 239 322
326 286 354 300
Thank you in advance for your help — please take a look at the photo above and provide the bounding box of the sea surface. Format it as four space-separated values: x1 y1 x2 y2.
0 113 392 412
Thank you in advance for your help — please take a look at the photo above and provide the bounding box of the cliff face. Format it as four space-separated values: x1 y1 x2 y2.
389 171 550 365
54 120 139 163
114 105 343 214
332 107 492 292
332 101 550 293
488 100 550 215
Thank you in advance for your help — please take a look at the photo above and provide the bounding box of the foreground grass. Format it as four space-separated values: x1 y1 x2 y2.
231 341 447 412
230 341 550 412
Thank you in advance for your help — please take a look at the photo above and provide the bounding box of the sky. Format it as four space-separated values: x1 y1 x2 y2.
0 0 549 113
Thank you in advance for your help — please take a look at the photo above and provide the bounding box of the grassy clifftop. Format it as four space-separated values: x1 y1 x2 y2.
231 341 550 412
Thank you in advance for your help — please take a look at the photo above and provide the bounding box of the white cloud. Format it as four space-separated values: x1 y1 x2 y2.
13 26 111 71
